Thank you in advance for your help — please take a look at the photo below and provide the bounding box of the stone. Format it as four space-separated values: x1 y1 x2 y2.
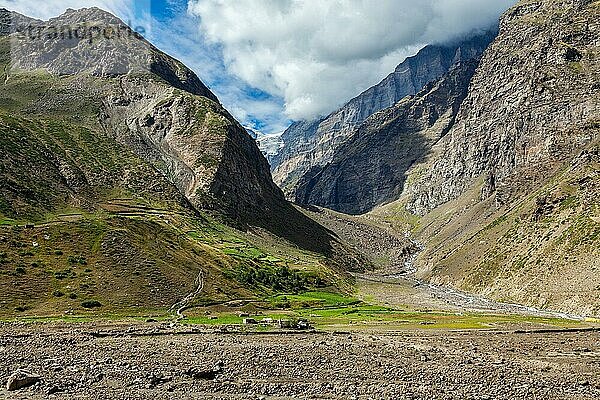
6 369 41 391
293 58 481 214
46 385 64 395
185 361 224 380
148 373 171 387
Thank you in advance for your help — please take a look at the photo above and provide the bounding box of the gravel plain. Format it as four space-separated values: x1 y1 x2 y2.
1 322 599 399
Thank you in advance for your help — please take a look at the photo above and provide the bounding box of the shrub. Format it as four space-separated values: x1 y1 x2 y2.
67 255 87 265
226 264 317 293
54 269 75 280
15 266 26 274
52 290 65 297
69 293 78 299
81 300 102 309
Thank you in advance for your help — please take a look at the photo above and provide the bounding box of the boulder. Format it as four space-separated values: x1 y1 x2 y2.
185 361 224 380
6 369 41 391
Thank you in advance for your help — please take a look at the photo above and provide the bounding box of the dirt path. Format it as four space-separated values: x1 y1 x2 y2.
170 270 204 319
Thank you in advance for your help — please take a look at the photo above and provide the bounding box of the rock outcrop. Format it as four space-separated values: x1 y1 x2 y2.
271 30 497 197
6 370 41 391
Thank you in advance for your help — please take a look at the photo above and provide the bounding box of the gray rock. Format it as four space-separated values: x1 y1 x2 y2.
6 369 41 391
294 59 480 214
403 0 600 215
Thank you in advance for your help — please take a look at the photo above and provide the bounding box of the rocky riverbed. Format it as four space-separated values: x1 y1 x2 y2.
1 323 599 399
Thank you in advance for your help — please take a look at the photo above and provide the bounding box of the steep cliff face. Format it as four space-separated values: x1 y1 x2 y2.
377 0 600 316
295 60 480 214
271 31 497 197
403 0 600 216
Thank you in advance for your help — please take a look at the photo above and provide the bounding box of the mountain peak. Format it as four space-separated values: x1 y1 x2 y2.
53 7 124 25
0 8 39 35
4 6 217 100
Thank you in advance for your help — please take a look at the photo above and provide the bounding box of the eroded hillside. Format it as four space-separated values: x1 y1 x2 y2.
375 0 600 316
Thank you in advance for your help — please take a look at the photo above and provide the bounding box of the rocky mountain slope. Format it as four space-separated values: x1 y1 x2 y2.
2 7 278 226
294 59 481 214
271 31 497 197
374 0 600 316
0 8 365 318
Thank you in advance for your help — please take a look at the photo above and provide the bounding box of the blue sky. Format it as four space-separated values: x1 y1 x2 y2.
143 0 291 133
0 0 516 133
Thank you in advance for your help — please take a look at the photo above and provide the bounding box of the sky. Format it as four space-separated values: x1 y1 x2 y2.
0 0 516 133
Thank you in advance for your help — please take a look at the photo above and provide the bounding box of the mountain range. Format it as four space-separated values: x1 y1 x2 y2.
272 0 600 315
0 7 365 317
0 0 598 319
271 30 497 199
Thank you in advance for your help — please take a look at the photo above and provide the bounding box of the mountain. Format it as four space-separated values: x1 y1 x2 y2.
0 8 365 317
247 128 284 165
271 30 498 197
374 0 600 316
295 59 481 214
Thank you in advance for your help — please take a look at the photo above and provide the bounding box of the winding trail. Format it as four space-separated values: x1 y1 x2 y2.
170 270 204 320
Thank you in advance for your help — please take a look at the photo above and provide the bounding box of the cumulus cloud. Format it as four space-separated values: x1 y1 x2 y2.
188 0 516 120
0 0 516 131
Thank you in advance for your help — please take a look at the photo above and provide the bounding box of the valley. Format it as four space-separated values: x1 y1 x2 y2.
0 1 599 398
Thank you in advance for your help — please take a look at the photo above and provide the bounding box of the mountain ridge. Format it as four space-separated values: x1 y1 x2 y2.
0 7 366 318
372 0 600 316
294 58 481 214
271 30 498 198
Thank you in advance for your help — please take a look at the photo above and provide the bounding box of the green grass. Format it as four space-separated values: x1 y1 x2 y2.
0 216 17 226
180 290 586 331
1 281 587 332
267 291 360 309
183 312 293 326
0 206 342 319
297 306 583 330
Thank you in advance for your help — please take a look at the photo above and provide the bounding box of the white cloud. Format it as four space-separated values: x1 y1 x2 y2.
188 0 516 120
0 0 516 131
0 0 133 21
